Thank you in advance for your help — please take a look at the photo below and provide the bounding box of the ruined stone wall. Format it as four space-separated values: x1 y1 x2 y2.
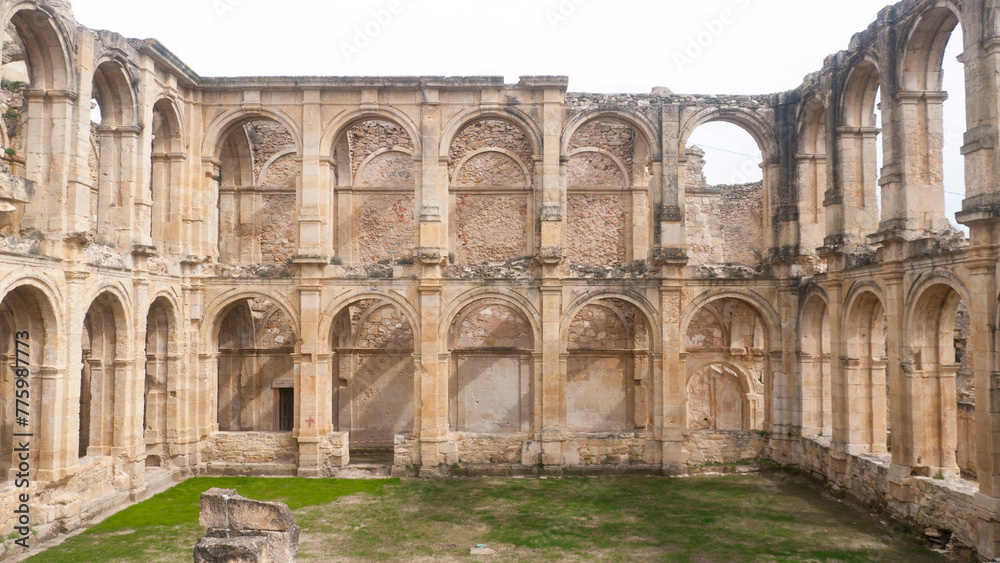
203 432 298 466
4 0 1000 556
683 146 764 268
684 430 766 465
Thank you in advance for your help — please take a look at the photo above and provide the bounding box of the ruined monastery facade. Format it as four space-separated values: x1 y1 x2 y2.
0 0 999 558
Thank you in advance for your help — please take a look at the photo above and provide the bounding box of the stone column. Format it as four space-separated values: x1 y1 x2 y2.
878 92 949 236
771 283 799 450
825 274 849 483
660 282 685 474
417 282 447 469
965 252 1000 558
660 104 683 251
298 89 325 258
295 278 327 477
828 127 880 252
539 285 564 466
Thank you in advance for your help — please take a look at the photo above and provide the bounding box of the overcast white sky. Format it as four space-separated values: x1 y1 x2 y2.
66 0 968 225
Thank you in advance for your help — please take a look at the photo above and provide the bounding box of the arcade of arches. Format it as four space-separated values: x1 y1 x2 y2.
1 0 1000 558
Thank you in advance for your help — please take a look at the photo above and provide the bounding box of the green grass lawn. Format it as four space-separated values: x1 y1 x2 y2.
24 473 946 562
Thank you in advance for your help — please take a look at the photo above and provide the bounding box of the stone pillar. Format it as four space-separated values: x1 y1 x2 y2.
825 274 849 483
771 283 799 444
660 104 683 251
298 89 325 258
295 276 327 476
660 282 685 474
417 283 447 469
539 285 564 466
417 85 443 260
965 252 1000 558
828 127 880 252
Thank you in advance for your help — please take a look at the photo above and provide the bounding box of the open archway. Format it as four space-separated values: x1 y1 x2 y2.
218 119 299 266
144 297 176 467
80 292 128 458
684 298 766 431
799 294 832 437
331 299 415 460
683 120 766 269
216 297 296 432
0 285 54 478
843 291 888 455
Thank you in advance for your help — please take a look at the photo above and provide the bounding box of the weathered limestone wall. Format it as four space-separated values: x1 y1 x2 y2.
0 0 998 558
685 430 766 465
203 432 298 466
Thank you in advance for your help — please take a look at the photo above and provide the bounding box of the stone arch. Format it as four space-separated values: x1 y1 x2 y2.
4 6 77 233
320 108 422 162
331 117 417 265
680 109 774 267
841 58 881 128
451 148 531 187
216 116 299 266
0 282 58 478
330 298 416 450
4 5 73 91
439 289 542 349
214 295 297 432
447 298 535 434
79 290 130 458
900 1 963 91
679 107 777 159
797 96 829 253
446 115 538 264
904 274 970 478
90 59 140 244
683 294 773 431
842 287 889 455
680 290 779 353
562 109 661 161
561 291 661 353
144 296 177 467
150 97 184 252
202 109 303 161
798 290 832 437
564 112 654 268
320 290 420 348
685 358 759 431
439 108 542 162
91 59 138 127
565 297 653 432
202 291 299 352
0 272 65 339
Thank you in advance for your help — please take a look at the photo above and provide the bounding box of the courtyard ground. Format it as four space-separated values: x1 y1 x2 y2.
19 472 951 562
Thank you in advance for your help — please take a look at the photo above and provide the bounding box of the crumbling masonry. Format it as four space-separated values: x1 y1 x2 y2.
0 0 999 558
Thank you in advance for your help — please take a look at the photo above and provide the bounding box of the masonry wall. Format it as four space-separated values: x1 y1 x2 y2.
0 0 998 559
